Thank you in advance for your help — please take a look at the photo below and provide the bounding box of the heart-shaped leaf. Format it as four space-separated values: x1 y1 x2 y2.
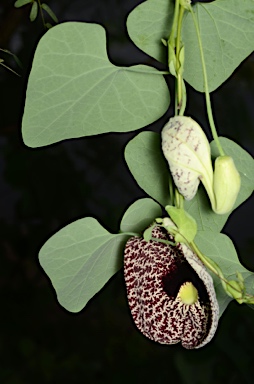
39 217 129 312
22 22 170 147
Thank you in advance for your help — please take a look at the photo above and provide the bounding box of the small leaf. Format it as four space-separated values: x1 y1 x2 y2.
14 0 32 8
39 217 130 312
125 131 171 207
195 231 254 317
120 198 162 233
22 22 170 147
41 3 58 23
30 1 38 22
165 205 197 243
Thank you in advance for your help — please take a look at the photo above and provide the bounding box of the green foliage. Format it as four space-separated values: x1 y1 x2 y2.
125 131 171 207
186 137 254 232
14 0 32 7
22 22 169 147
125 130 254 232
30 1 38 22
41 3 58 23
39 217 130 312
14 0 58 28
165 206 197 244
120 198 162 234
20 0 254 321
195 232 254 316
127 0 254 91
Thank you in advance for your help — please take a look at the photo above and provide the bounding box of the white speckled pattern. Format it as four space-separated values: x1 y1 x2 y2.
161 116 213 200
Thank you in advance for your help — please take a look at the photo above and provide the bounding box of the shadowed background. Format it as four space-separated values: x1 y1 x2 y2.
1 0 254 383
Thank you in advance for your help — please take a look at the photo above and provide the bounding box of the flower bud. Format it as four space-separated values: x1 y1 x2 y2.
213 156 241 214
161 116 214 202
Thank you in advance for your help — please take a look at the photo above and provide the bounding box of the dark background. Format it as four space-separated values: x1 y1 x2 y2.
1 1 254 383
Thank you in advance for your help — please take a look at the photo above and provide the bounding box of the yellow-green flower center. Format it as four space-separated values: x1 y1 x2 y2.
178 282 198 305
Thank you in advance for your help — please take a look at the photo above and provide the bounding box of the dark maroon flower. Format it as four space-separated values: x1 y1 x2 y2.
124 226 219 349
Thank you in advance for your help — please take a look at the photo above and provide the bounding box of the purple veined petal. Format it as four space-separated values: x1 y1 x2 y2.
161 116 214 202
124 226 219 349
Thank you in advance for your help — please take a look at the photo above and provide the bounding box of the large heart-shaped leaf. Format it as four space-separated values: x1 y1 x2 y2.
39 217 129 312
22 22 170 147
127 0 254 91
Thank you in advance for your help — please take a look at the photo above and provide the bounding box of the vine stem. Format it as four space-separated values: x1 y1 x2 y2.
175 5 186 116
190 7 225 156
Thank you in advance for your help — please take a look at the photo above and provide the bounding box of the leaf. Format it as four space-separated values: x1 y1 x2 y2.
195 231 254 317
22 22 170 148
165 206 197 243
185 137 254 232
14 0 32 7
120 198 162 233
127 0 174 64
39 217 129 312
30 1 38 22
183 0 254 92
125 131 171 207
127 0 254 92
41 3 58 23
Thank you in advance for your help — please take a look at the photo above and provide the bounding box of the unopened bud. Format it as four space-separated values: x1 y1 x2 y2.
161 116 214 202
213 156 241 214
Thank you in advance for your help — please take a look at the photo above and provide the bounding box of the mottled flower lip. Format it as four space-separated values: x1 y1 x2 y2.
124 226 219 349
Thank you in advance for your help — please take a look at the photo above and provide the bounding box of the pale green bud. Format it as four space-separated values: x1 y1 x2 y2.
213 156 241 214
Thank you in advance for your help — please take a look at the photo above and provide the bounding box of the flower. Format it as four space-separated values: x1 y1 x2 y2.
161 116 214 201
124 226 219 349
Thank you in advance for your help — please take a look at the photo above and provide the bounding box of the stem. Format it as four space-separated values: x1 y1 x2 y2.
190 7 225 156
37 0 46 28
175 5 186 115
169 0 180 44
0 61 20 76
176 6 184 73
